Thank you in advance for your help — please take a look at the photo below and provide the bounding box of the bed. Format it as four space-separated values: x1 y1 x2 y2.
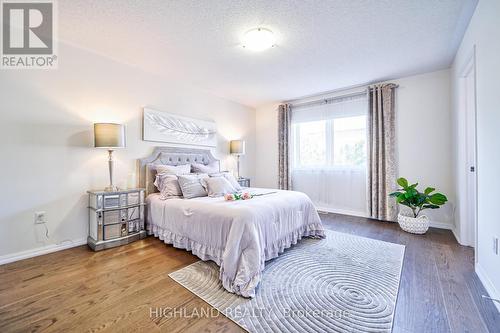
139 147 325 298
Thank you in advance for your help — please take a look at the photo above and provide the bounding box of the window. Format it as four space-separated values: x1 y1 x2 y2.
290 94 368 215
292 99 367 169
332 115 366 167
294 120 327 167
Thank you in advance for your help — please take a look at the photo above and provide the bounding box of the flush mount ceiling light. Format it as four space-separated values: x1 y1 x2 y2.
242 28 276 52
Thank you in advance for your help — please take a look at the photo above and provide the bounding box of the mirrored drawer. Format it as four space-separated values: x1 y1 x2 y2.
128 192 140 205
128 207 140 221
120 194 127 207
103 195 120 209
104 223 127 240
103 210 127 225
128 220 142 233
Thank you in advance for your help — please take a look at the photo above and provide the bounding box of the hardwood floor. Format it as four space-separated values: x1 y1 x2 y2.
1 214 499 333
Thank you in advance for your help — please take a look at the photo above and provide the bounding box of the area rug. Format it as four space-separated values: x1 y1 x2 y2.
169 230 405 333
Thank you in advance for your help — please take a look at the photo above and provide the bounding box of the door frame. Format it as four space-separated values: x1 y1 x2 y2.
458 45 478 255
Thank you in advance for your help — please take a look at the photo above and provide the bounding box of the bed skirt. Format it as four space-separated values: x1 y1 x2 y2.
148 223 325 297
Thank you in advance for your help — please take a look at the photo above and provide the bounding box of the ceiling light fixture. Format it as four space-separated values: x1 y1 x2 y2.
242 28 276 52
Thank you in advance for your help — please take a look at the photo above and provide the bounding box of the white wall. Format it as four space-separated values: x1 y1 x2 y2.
254 70 454 227
451 0 500 311
255 103 280 189
394 70 453 227
0 43 256 262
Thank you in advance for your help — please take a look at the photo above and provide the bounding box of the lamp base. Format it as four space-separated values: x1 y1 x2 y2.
105 150 118 192
104 185 119 192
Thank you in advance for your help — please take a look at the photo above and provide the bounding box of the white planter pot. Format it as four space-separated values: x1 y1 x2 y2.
397 211 429 234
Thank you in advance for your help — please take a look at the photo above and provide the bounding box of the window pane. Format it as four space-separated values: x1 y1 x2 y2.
333 116 366 167
296 121 326 167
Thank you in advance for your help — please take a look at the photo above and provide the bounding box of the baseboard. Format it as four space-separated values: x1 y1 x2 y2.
0 238 87 266
428 221 454 230
429 222 466 246
316 207 368 218
451 227 463 245
475 263 500 313
318 208 456 232
450 226 472 246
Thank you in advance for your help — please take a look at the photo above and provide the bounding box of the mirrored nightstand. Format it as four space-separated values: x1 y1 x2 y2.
238 177 250 188
87 188 147 251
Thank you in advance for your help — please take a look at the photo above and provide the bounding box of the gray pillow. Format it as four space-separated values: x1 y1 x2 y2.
155 164 191 176
191 161 219 174
205 176 236 197
177 174 209 199
154 174 182 200
210 171 242 191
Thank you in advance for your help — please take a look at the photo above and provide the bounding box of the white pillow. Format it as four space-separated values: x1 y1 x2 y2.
177 174 209 199
210 171 242 191
205 176 236 197
191 161 219 174
154 174 182 200
155 164 191 176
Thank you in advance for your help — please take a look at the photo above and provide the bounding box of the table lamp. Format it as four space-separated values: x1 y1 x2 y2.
230 140 245 179
94 123 126 191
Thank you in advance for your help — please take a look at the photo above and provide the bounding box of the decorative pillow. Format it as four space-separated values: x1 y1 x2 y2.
155 164 191 176
154 174 182 200
210 171 242 191
205 176 236 197
191 161 219 174
177 174 209 199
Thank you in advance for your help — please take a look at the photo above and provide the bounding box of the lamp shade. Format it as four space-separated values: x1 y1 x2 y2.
230 140 245 155
94 123 126 148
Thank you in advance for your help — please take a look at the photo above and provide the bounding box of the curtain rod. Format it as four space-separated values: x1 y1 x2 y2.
286 81 399 108
291 90 367 109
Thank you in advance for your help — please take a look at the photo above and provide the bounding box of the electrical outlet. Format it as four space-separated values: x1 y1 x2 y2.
494 237 499 255
34 211 46 224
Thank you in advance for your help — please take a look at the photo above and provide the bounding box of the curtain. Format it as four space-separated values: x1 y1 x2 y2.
367 83 398 221
290 94 368 216
292 168 367 215
278 104 292 190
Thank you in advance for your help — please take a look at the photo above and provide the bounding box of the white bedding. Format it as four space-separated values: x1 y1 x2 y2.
147 188 325 297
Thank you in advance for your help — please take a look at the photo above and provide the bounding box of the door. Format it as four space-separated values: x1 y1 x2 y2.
462 52 478 255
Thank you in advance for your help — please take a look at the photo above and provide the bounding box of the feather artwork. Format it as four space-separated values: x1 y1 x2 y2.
143 109 217 147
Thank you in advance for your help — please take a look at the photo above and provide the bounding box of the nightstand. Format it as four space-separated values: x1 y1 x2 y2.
87 188 147 251
238 177 250 188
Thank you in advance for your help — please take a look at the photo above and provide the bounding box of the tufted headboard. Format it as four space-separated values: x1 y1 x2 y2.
138 146 220 196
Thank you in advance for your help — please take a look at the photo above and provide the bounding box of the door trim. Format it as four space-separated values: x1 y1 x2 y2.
458 45 478 256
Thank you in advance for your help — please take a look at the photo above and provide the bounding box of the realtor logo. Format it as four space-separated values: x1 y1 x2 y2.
1 0 57 68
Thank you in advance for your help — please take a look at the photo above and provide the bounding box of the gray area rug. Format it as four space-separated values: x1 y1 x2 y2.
169 230 405 333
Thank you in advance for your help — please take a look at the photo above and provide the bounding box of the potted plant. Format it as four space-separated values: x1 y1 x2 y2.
389 177 448 234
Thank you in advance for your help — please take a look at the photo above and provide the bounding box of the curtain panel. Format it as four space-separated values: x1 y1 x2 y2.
278 104 292 190
367 83 398 221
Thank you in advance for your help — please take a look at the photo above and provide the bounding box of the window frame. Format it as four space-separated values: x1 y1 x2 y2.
291 116 367 171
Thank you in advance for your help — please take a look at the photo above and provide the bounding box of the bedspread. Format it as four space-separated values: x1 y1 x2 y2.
147 188 325 297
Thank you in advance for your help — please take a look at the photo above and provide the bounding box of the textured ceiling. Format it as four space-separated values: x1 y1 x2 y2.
59 0 477 107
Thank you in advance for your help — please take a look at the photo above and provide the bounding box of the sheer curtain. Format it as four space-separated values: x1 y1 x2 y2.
290 94 368 216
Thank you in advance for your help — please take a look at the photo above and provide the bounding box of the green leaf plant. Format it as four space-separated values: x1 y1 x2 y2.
389 177 448 218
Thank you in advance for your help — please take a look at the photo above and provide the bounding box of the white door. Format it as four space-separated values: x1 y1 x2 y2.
462 55 478 255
